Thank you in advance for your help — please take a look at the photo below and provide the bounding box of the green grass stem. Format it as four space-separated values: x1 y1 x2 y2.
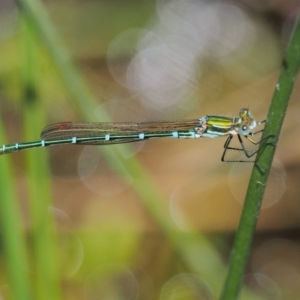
0 140 32 300
21 17 62 300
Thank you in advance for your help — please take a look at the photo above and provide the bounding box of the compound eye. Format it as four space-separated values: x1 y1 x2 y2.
239 108 249 118
239 124 251 135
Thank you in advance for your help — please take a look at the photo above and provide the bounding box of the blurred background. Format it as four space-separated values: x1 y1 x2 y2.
0 0 300 299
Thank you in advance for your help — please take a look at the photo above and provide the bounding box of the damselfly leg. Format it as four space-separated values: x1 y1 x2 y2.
221 120 266 162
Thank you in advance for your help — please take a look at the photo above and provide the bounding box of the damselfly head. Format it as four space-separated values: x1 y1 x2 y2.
238 108 258 135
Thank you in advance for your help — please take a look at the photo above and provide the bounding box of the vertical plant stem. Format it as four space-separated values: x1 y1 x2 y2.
0 139 32 300
220 16 300 300
22 17 61 300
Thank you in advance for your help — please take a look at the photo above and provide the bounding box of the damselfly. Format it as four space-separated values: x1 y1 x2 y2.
0 108 265 161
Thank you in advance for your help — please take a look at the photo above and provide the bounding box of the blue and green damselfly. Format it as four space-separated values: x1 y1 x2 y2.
0 108 265 161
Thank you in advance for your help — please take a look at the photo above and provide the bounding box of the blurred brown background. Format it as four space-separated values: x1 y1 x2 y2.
1 0 300 299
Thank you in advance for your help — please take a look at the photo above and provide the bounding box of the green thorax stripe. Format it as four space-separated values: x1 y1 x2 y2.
206 116 235 134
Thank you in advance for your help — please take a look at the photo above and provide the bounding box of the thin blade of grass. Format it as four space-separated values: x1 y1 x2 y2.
21 17 62 300
0 121 32 299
